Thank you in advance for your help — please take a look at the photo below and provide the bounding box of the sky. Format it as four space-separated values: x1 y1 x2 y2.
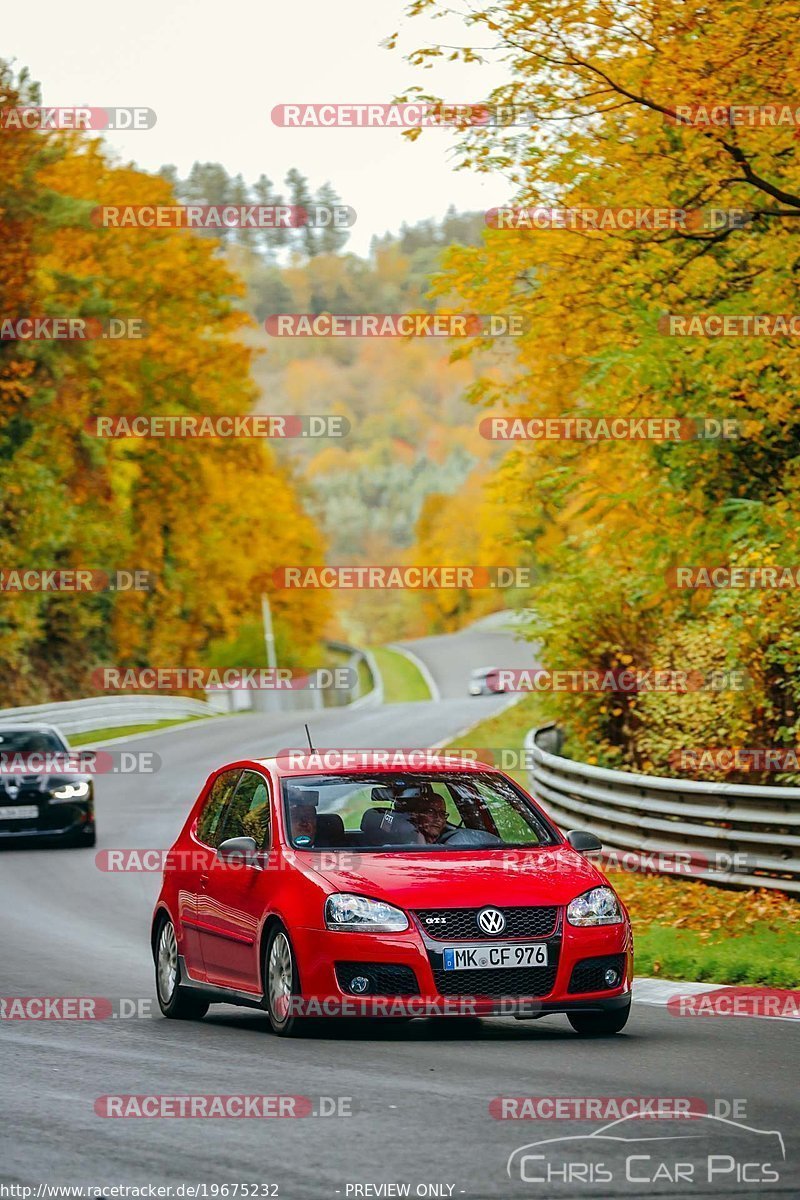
3 0 509 255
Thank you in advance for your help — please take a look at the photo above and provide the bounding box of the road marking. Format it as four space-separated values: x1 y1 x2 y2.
633 976 800 1021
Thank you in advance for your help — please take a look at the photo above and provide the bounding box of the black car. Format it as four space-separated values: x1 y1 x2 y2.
0 725 96 847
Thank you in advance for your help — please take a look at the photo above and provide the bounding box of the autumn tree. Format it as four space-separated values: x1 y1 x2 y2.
0 62 328 702
396 0 800 779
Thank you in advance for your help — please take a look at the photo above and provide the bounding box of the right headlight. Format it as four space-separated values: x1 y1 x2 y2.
325 893 409 932
49 780 91 803
567 886 622 927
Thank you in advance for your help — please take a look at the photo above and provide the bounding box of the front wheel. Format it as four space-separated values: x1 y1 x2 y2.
264 924 308 1037
567 1000 631 1036
155 918 209 1020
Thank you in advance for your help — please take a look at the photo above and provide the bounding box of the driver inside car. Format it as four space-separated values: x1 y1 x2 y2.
395 784 504 846
395 787 449 843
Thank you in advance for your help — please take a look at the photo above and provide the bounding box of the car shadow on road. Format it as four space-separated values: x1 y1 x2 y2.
200 1009 642 1042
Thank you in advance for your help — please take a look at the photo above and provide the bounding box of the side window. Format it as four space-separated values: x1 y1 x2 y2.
196 770 241 848
220 771 272 849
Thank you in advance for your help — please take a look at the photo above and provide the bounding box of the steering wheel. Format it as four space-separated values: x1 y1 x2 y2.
435 826 461 844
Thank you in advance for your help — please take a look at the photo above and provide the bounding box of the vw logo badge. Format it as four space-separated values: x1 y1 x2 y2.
477 907 506 935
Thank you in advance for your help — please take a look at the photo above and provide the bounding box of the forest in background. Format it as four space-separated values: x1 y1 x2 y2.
388 0 800 782
162 166 524 644
0 65 330 703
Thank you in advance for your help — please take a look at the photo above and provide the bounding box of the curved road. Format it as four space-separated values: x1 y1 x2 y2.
1 621 796 1198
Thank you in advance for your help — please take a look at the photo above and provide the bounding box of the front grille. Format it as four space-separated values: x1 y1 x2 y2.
568 954 627 994
433 965 558 998
335 962 420 996
414 906 558 941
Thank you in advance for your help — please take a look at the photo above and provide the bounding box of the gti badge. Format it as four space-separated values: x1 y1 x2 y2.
477 907 506 935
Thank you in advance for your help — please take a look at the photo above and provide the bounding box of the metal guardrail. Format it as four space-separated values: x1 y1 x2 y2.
323 641 382 709
0 694 213 736
526 725 800 894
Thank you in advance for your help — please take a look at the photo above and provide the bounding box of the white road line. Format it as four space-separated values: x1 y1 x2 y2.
633 975 799 1021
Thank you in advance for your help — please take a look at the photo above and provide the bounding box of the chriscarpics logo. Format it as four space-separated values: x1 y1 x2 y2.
506 1112 786 1189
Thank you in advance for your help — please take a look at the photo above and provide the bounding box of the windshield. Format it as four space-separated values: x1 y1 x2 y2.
282 772 559 851
0 728 68 754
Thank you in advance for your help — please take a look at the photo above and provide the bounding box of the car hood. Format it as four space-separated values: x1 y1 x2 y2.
300 844 608 908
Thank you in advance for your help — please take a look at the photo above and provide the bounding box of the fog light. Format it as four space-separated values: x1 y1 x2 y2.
604 968 620 987
349 975 370 995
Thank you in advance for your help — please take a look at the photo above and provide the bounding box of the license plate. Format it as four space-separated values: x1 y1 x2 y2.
0 805 38 820
442 942 548 970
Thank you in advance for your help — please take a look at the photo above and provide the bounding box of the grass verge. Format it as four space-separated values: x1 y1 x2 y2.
69 716 210 746
371 646 432 703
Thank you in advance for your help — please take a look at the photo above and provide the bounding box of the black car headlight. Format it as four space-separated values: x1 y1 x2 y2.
49 780 91 803
567 886 623 927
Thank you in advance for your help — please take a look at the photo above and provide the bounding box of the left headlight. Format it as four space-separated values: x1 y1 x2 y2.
49 781 91 803
567 886 622 927
325 893 409 933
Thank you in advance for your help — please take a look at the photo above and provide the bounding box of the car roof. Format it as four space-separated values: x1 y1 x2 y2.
254 753 497 777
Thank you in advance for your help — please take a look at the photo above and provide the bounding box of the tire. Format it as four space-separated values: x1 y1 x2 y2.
154 917 209 1020
263 924 307 1036
567 1000 631 1036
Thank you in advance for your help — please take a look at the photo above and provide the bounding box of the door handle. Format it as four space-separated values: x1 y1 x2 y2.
200 874 209 890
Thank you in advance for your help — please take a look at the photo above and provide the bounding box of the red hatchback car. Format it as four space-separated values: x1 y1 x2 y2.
151 753 633 1036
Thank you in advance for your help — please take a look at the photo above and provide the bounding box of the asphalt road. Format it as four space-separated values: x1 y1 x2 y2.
1 621 797 1199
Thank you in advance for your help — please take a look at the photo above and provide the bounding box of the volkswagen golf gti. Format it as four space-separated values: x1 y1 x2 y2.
151 752 633 1036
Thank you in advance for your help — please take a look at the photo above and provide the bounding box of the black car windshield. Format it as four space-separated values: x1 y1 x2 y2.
0 729 68 754
282 772 559 851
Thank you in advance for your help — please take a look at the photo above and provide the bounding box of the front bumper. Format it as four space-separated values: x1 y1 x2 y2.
291 912 633 1017
0 799 94 842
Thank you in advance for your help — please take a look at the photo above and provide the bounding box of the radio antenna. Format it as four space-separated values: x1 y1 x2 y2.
304 723 315 752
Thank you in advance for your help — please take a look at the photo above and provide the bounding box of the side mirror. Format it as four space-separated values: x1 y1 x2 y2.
566 829 602 854
217 836 259 865
79 749 97 766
